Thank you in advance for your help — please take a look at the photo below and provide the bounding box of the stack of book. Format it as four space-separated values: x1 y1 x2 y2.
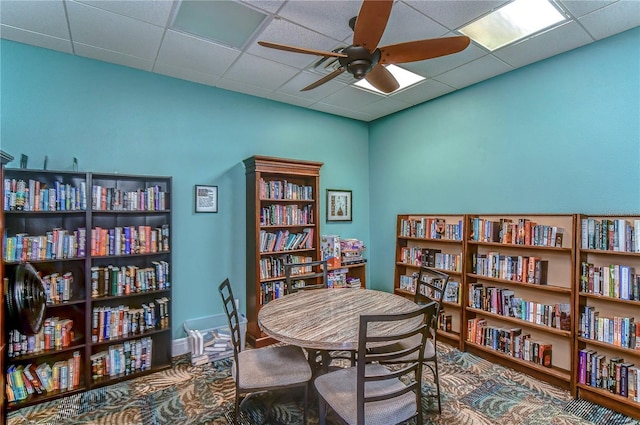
188 329 233 366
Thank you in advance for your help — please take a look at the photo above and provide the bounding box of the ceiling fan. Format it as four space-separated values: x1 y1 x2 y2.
258 0 471 93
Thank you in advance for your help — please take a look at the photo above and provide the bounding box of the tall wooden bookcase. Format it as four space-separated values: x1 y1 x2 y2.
465 214 577 392
393 214 466 349
574 215 640 418
244 156 322 348
2 170 172 412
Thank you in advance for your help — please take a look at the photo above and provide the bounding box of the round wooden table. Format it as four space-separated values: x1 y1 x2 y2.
257 288 421 352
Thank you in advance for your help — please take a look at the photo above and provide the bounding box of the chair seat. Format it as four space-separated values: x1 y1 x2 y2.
369 334 435 362
314 363 417 425
233 345 312 390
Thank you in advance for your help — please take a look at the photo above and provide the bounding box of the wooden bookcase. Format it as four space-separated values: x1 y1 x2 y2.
2 170 172 411
464 214 576 392
393 214 466 349
244 156 322 348
574 215 640 419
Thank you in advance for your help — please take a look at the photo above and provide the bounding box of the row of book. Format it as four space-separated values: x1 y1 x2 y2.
579 262 640 301
581 218 640 253
90 261 170 298
467 318 554 368
438 312 454 332
399 218 463 241
90 224 170 256
6 351 82 402
188 329 232 366
3 227 86 262
578 349 639 401
260 204 314 226
4 178 87 212
259 254 312 280
260 280 286 305
473 252 549 285
259 178 313 201
91 185 167 211
43 271 75 304
91 298 170 343
259 228 314 253
399 247 462 272
327 268 361 289
7 317 75 358
468 283 571 331
470 218 564 248
580 306 639 350
91 337 152 380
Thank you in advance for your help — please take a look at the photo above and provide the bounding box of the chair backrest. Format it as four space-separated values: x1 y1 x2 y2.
218 278 243 380
415 267 449 332
284 258 328 293
356 302 437 425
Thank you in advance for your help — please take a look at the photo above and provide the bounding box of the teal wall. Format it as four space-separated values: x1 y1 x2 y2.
368 27 640 292
2 26 639 339
0 40 371 338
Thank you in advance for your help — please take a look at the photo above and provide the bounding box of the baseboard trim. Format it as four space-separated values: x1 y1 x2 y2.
172 337 190 357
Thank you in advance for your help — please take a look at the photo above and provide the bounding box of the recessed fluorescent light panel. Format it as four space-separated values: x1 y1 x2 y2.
354 65 425 95
459 0 567 51
172 0 267 49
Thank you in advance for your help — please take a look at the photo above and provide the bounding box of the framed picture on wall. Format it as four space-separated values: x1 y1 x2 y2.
326 189 352 222
195 185 218 213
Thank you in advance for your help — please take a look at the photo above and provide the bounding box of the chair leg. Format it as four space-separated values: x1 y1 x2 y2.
303 383 308 425
318 396 327 425
434 359 442 414
234 392 240 425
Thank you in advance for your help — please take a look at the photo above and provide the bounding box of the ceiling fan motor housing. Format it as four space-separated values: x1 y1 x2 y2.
339 45 380 79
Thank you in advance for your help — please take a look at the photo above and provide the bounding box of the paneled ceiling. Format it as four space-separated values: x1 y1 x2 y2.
1 0 638 122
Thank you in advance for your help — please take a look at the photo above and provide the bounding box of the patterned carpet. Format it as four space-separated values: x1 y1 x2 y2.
7 343 639 425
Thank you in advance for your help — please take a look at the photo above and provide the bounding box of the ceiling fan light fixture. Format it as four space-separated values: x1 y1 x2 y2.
459 0 567 51
353 64 425 95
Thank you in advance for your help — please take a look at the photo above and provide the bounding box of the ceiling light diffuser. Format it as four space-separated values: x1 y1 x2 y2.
459 0 567 51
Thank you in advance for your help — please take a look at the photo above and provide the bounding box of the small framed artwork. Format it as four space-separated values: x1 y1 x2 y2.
326 189 352 222
195 185 218 213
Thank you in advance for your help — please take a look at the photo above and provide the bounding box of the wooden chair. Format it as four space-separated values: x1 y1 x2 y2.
314 302 437 425
218 278 312 425
284 258 328 293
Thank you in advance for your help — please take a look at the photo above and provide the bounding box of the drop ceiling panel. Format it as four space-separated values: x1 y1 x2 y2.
405 0 508 30
578 0 640 40
247 18 341 69
356 97 413 119
222 53 299 89
153 62 220 87
378 2 449 47
0 0 70 39
434 55 513 89
391 79 455 105
216 77 275 99
241 0 285 14
156 30 241 77
74 0 176 27
73 42 155 71
494 21 593 68
557 0 617 18
277 1 362 42
66 0 164 60
276 71 347 101
269 91 316 108
0 25 73 54
319 85 385 110
309 102 374 121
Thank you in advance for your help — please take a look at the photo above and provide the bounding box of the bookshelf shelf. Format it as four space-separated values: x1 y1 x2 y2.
467 273 572 294
244 156 323 348
467 240 572 253
90 328 171 348
575 214 640 418
442 301 461 309
397 236 462 244
90 364 171 389
467 307 571 337
2 169 172 411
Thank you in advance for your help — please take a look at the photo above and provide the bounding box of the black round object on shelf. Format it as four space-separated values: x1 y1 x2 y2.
5 262 47 335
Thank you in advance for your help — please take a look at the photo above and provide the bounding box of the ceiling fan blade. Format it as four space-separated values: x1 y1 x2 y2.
353 0 394 53
301 67 346 91
365 64 399 94
258 41 347 58
379 36 471 64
